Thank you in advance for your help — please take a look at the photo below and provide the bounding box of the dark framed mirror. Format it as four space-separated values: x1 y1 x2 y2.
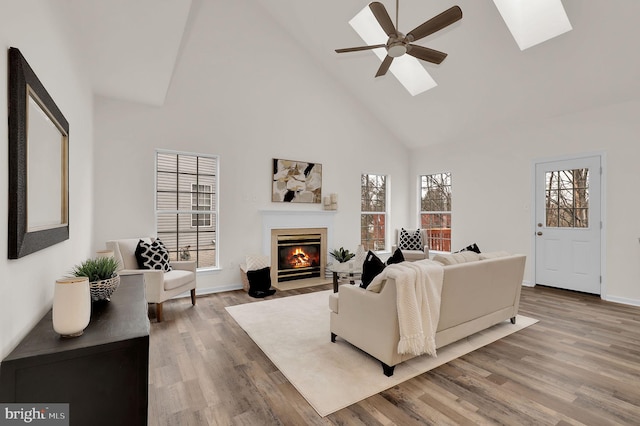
8 47 69 259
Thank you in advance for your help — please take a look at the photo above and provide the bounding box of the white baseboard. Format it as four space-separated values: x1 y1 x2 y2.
171 283 244 300
522 282 640 308
602 294 640 307
195 284 243 296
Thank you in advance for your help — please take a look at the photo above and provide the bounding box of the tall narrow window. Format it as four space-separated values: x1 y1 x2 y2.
420 172 451 252
156 151 218 269
361 174 387 251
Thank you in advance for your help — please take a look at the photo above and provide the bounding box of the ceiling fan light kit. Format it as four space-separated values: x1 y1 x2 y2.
336 1 462 78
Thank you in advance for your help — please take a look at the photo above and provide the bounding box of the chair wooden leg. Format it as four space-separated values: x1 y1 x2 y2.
190 289 196 305
156 303 163 322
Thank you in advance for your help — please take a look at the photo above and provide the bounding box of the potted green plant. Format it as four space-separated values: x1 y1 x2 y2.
329 247 355 263
71 256 120 302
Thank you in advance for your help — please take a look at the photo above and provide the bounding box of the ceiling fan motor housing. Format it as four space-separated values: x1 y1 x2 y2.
387 33 407 57
387 43 407 57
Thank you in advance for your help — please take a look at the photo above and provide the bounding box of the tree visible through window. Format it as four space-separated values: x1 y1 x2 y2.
420 173 451 252
156 151 218 268
545 168 589 228
361 174 387 251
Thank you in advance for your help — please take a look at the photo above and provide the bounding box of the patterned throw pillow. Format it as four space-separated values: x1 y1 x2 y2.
399 228 423 251
458 243 481 254
135 239 172 272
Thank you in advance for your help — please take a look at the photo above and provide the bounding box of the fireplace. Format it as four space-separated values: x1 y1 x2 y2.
270 227 328 289
277 233 321 282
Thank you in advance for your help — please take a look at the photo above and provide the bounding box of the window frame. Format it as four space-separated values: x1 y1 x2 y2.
155 149 219 270
360 173 388 252
191 183 213 228
544 168 590 229
419 172 452 253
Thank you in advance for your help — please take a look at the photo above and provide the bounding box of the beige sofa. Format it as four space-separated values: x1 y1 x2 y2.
329 252 526 376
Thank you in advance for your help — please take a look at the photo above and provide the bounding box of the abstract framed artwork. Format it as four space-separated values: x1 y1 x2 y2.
8 47 70 259
272 158 322 203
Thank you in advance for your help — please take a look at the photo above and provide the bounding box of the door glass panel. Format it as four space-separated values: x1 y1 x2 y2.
545 168 589 228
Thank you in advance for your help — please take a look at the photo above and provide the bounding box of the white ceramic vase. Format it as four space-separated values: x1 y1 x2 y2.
53 277 91 338
354 244 366 267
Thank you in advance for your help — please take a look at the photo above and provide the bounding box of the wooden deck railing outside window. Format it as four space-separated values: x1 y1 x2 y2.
426 228 451 252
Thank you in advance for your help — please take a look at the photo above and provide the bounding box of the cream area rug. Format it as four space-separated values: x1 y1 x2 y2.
226 290 537 417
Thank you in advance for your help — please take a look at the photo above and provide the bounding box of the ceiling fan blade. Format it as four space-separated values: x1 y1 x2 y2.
335 44 386 53
369 2 397 37
406 45 448 64
406 5 462 43
375 55 393 77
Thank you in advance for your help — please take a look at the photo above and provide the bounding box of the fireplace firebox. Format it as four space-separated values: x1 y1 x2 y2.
277 234 321 282
270 227 328 289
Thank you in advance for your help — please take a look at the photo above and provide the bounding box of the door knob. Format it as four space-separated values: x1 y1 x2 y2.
537 231 543 236
537 223 543 227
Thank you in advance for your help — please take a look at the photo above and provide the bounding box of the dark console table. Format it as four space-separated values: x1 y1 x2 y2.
0 274 149 426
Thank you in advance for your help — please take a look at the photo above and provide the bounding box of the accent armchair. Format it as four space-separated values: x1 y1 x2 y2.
391 229 429 261
106 237 197 322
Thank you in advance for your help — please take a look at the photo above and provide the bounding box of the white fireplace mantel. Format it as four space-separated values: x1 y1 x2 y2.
259 209 336 256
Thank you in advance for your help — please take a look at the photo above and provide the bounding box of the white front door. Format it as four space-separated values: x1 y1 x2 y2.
534 155 602 294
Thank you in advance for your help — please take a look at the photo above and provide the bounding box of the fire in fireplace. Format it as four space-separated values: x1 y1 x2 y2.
277 234 322 282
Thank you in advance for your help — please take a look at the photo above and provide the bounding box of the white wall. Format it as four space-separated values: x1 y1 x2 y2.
409 100 640 304
92 0 410 292
0 1 94 358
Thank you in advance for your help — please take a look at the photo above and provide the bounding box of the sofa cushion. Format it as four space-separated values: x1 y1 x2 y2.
135 239 172 272
479 251 511 260
163 269 194 291
360 251 386 289
456 251 481 262
399 228 423 251
432 251 480 265
432 253 456 265
386 248 405 265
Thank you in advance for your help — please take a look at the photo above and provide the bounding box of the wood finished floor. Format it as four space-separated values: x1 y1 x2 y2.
148 284 640 425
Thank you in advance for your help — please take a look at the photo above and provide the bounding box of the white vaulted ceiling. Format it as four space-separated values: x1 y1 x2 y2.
58 0 192 106
60 0 640 148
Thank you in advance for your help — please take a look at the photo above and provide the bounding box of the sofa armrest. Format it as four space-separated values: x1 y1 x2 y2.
331 283 401 364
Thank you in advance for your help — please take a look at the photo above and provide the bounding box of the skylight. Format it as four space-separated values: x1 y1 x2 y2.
349 5 437 96
492 0 572 50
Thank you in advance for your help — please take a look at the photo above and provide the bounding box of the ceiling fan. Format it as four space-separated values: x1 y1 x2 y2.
336 1 462 77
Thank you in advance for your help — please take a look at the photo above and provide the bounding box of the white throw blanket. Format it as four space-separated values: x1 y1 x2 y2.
369 260 444 356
